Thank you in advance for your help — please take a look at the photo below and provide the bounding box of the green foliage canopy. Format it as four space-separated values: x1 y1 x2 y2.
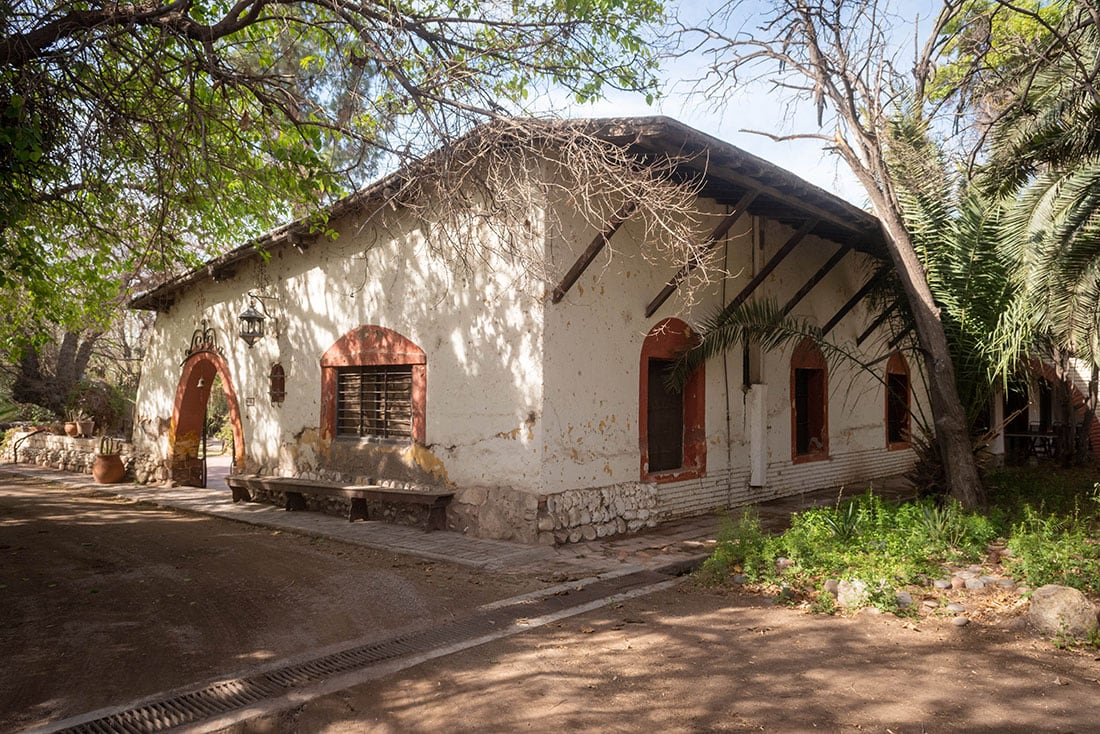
0 0 665 339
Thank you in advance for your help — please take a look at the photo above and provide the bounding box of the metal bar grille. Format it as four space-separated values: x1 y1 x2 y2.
336 365 413 438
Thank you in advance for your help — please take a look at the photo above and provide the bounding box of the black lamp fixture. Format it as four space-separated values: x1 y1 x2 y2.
238 299 267 348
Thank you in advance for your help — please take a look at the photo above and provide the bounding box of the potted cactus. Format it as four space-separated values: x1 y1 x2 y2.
66 409 95 438
92 436 126 484
63 412 79 437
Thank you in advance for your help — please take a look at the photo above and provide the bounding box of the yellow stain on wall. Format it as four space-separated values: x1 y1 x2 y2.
403 444 450 484
172 432 201 460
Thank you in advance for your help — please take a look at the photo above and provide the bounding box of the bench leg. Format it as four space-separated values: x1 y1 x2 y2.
230 486 251 503
285 491 307 512
426 502 448 531
349 497 368 522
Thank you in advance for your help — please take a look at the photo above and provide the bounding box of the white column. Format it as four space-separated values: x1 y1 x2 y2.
748 384 767 487
990 386 1005 466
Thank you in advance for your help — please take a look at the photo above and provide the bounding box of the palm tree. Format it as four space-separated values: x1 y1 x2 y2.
978 11 1100 462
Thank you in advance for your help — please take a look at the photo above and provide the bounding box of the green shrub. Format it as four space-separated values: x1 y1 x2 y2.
697 510 772 585
1005 506 1100 595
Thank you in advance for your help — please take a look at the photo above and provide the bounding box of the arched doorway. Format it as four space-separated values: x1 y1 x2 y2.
169 352 245 487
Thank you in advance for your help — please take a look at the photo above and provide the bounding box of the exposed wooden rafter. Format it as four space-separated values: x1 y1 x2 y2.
821 272 884 336
780 245 850 317
888 327 913 349
643 189 759 318
550 201 637 304
715 218 818 322
855 301 900 347
866 330 913 367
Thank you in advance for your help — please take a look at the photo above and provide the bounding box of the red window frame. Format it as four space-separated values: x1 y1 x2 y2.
639 318 706 482
320 325 426 444
791 337 828 462
885 352 911 450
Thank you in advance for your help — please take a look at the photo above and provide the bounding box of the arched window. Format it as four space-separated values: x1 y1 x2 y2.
885 352 911 449
791 337 828 461
269 363 286 405
639 318 706 482
320 326 426 443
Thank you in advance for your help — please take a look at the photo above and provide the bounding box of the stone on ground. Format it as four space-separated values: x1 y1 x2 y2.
836 579 868 609
1027 584 1099 639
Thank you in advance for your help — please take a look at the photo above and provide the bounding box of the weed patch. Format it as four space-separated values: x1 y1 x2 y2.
697 492 998 613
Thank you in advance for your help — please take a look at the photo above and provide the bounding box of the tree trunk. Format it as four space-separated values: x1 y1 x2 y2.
10 330 102 416
875 209 986 508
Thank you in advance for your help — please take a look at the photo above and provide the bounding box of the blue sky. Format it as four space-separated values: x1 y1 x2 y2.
555 0 943 208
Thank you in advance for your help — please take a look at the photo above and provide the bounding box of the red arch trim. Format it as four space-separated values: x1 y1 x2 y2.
170 352 245 469
885 351 911 450
639 317 706 483
320 325 427 443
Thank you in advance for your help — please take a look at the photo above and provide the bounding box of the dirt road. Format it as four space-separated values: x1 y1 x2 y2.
230 584 1100 734
5 470 1099 734
0 473 543 731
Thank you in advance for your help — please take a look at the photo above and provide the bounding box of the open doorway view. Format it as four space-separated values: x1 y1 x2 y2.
201 376 235 490
170 353 244 488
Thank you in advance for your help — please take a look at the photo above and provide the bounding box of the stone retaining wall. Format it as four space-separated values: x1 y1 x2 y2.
2 431 139 479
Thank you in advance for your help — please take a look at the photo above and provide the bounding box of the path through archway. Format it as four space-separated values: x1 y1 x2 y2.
169 353 245 487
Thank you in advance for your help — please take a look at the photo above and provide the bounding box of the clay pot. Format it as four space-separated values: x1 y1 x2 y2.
75 420 95 438
92 454 126 484
64 422 79 437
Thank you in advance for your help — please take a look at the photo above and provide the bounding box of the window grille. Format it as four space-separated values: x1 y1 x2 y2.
646 358 685 472
269 363 286 404
886 372 910 444
336 365 414 439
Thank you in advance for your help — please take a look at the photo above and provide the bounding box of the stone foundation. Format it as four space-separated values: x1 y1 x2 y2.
540 482 663 544
448 481 663 546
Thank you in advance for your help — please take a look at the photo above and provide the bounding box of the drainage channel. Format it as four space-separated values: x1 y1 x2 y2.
33 567 687 734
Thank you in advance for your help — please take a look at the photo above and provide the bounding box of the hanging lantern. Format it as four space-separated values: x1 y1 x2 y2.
238 303 266 347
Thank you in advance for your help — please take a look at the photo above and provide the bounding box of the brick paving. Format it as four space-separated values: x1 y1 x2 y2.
0 462 915 579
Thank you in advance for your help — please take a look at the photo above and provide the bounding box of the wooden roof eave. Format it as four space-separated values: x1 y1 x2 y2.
601 117 886 255
129 171 403 312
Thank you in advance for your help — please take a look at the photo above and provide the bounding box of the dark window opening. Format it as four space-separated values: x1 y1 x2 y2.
887 372 910 444
336 365 414 439
1038 379 1053 431
269 363 286 404
794 367 826 456
646 358 684 472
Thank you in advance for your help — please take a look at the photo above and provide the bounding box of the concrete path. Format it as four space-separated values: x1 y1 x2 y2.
0 462 914 579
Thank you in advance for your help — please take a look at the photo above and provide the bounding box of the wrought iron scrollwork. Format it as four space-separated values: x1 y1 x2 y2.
183 319 222 363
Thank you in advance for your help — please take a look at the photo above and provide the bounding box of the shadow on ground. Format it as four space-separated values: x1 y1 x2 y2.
239 585 1100 734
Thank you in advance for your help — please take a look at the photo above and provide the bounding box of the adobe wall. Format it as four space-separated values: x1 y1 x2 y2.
133 190 550 494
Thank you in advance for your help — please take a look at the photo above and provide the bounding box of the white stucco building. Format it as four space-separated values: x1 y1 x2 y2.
131 117 925 544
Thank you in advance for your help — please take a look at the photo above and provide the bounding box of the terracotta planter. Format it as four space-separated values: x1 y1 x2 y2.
64 422 79 437
75 420 95 438
92 454 126 484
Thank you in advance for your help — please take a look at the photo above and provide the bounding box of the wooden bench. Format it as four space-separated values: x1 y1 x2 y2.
226 475 453 530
